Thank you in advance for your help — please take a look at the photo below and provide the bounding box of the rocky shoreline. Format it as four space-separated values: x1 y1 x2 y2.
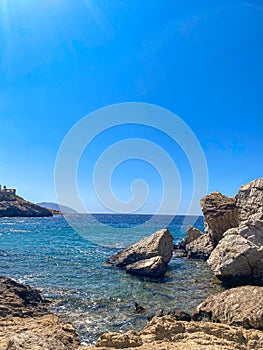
1 177 263 349
177 177 263 286
0 275 263 349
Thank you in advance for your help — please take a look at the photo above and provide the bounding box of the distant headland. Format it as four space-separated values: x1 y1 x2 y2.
0 184 53 217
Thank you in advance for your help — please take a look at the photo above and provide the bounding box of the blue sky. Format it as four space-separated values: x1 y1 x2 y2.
0 0 262 214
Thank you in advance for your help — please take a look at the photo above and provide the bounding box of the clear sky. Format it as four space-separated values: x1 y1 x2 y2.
0 0 262 214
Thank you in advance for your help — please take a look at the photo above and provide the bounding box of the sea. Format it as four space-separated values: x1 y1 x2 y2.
0 214 223 346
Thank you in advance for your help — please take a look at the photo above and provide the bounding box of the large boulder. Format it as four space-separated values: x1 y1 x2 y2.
200 192 239 245
125 256 166 278
193 285 263 330
185 233 214 260
95 315 263 349
236 178 263 221
183 226 203 247
207 234 263 284
107 229 174 268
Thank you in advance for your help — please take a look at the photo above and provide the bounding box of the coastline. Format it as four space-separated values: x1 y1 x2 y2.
0 178 263 348
1 275 263 350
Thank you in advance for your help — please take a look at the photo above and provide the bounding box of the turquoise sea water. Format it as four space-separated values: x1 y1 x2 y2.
0 214 222 345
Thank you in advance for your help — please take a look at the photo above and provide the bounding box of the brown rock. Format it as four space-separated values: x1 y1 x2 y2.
194 285 263 330
95 315 263 349
0 192 52 217
0 314 80 350
107 229 174 267
0 277 80 350
125 256 166 278
0 276 48 318
184 226 203 246
200 192 239 244
97 330 142 348
207 234 263 284
185 233 214 260
236 177 263 221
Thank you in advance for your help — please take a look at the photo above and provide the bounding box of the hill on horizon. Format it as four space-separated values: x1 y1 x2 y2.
37 202 78 214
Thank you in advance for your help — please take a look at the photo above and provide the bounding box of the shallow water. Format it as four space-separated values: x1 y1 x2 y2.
0 214 223 345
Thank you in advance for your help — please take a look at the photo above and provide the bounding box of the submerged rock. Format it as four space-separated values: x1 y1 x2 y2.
95 315 263 349
193 285 263 330
207 234 263 284
125 256 166 278
107 229 173 277
200 192 239 245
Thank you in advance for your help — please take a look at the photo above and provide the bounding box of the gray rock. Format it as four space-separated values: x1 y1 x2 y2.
207 234 263 284
125 256 166 278
200 192 239 245
224 213 263 247
184 226 203 247
107 228 174 267
194 285 263 330
236 177 263 221
185 233 214 260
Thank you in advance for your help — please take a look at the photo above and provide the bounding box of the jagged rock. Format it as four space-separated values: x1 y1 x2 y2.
0 277 81 350
236 177 263 221
167 309 191 321
0 314 80 350
207 234 263 284
185 233 214 260
95 315 263 349
200 192 239 244
193 285 263 330
0 276 49 317
224 213 263 247
181 226 203 248
125 256 166 278
107 229 173 267
0 192 52 217
97 330 142 348
238 213 263 246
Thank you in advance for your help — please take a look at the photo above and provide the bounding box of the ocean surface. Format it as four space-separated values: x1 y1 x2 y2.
0 214 223 345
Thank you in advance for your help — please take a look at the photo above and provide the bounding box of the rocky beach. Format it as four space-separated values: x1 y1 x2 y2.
0 177 263 349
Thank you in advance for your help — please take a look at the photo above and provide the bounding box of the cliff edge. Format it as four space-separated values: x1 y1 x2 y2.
0 192 53 217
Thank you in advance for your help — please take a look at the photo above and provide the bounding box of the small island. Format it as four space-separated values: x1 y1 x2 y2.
0 184 53 217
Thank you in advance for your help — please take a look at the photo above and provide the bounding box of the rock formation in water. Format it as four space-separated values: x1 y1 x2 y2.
107 228 174 278
0 191 53 217
177 177 263 285
185 231 214 260
207 178 263 285
200 192 239 245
